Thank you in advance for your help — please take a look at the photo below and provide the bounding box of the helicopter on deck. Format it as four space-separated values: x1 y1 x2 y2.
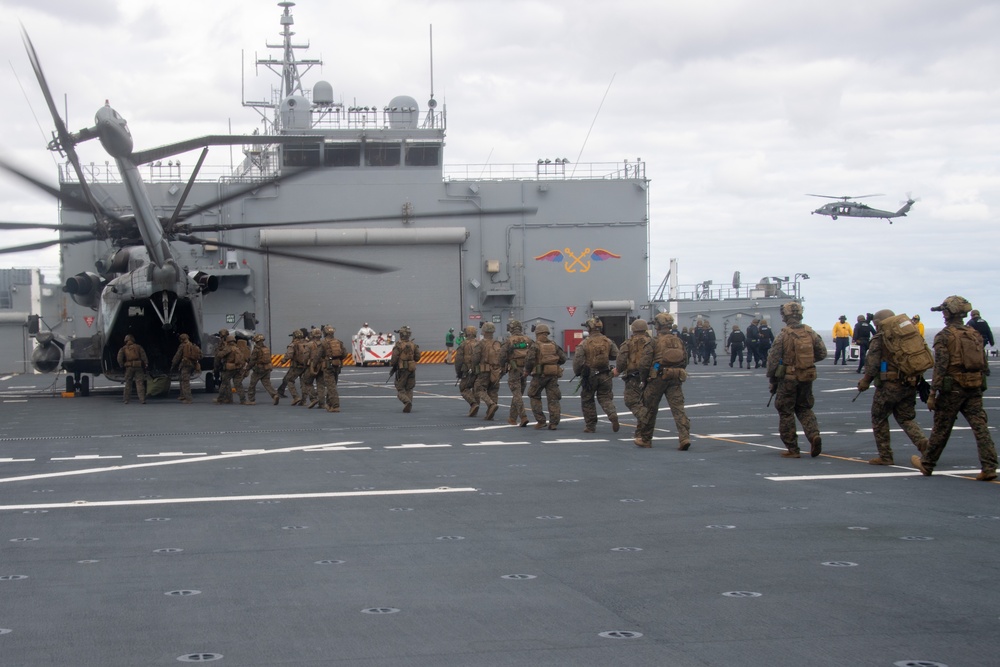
808 193 916 223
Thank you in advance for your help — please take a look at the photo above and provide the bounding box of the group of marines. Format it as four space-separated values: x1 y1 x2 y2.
123 293 996 481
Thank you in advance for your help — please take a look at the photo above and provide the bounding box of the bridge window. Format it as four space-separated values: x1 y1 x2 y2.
405 144 440 167
283 143 321 168
324 143 361 167
365 142 401 167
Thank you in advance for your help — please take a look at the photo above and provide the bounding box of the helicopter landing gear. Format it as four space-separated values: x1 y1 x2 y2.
204 372 216 394
66 373 91 396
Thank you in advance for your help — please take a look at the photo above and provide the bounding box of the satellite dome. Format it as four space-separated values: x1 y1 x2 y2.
313 81 334 106
280 95 311 130
387 95 419 129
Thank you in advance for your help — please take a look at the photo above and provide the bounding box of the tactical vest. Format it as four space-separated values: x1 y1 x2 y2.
507 335 531 367
479 339 501 371
879 314 933 380
183 342 202 363
536 339 561 376
253 345 272 369
324 338 345 366
781 326 817 382
123 343 142 367
945 325 986 388
458 340 477 373
292 340 310 365
625 335 649 374
652 333 685 368
584 334 612 370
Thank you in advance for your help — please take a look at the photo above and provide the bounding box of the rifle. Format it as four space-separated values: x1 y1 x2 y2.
386 365 398 384
766 384 776 407
851 391 862 402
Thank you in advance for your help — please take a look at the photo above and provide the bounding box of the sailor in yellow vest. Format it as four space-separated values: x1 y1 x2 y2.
454 326 480 416
911 296 997 481
573 318 620 433
117 334 148 404
390 325 421 412
633 313 690 449
170 333 201 404
832 315 853 366
524 324 566 429
857 309 930 464
499 320 533 427
472 322 503 420
767 302 828 458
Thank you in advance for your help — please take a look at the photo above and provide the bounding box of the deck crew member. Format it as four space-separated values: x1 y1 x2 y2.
833 315 852 366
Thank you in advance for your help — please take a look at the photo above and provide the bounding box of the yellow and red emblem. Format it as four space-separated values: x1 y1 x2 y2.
534 248 621 273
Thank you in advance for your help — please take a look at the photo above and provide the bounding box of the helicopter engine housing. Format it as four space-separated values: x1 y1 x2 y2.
30 332 62 373
188 270 219 294
63 272 104 310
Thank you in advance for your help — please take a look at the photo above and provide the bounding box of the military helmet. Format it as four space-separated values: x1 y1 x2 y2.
252 333 265 342
507 319 522 333
872 309 895 327
534 323 551 335
124 334 135 343
931 295 972 316
652 312 674 329
584 317 603 332
482 322 496 334
464 326 477 337
780 302 803 320
179 333 189 342
398 325 412 339
630 318 648 333
449 327 455 332
292 329 305 339
322 325 335 335
310 328 322 339
218 328 229 338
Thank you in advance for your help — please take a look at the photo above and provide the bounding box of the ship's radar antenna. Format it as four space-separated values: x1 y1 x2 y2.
425 24 438 128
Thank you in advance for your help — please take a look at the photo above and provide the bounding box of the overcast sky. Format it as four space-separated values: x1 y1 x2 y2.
1 0 998 331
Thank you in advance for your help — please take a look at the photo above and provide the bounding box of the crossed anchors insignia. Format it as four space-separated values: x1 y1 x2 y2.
534 248 621 273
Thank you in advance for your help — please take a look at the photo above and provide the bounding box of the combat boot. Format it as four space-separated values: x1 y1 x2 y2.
534 421 548 429
308 400 319 409
327 406 340 413
246 400 256 406
975 470 997 482
678 440 691 451
809 435 822 458
911 455 932 476
583 425 596 433
485 404 499 420
610 415 620 433
273 395 280 405
868 457 894 466
468 404 480 417
403 402 412 413
519 417 529 428
781 448 801 458
633 436 652 448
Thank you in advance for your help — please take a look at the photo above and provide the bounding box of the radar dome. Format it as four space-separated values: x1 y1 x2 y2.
313 81 334 106
387 95 419 129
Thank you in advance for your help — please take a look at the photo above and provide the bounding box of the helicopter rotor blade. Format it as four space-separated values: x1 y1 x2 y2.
183 206 538 233
171 166 321 225
0 221 95 232
0 157 129 228
20 27 106 226
176 234 396 274
164 148 209 233
0 233 98 255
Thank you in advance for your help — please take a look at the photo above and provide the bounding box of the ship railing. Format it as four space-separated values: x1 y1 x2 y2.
444 160 645 181
670 283 801 301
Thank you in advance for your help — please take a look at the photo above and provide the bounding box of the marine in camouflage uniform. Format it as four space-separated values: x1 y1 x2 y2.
391 325 421 412
170 333 200 404
454 326 480 416
117 334 148 404
319 325 346 412
247 334 280 405
634 313 690 449
524 324 566 429
911 296 997 481
573 318 620 433
766 302 827 458
499 320 533 427
214 334 247 405
301 328 323 408
857 309 929 464
277 329 308 405
472 322 503 420
234 338 251 396
614 319 652 420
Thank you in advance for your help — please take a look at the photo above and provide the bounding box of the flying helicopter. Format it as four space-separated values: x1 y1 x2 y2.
808 193 916 223
0 29 532 395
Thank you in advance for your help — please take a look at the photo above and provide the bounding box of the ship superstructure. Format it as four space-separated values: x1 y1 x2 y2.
51 1 650 353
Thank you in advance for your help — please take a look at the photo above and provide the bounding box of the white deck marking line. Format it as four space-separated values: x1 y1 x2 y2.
0 441 364 484
386 444 452 449
303 446 371 451
541 438 609 444
0 458 35 463
822 387 859 393
767 470 983 481
0 486 479 512
465 441 530 446
3 400 28 403
51 455 122 461
138 452 208 458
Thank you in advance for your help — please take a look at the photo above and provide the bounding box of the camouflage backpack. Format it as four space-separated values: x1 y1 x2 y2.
652 332 686 368
183 342 202 363
584 334 612 370
945 325 986 388
507 335 531 366
781 326 817 382
879 314 934 379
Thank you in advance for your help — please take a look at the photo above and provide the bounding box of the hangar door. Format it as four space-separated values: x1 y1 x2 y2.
262 228 465 345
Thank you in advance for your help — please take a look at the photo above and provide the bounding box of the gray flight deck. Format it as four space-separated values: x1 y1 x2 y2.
0 362 996 666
